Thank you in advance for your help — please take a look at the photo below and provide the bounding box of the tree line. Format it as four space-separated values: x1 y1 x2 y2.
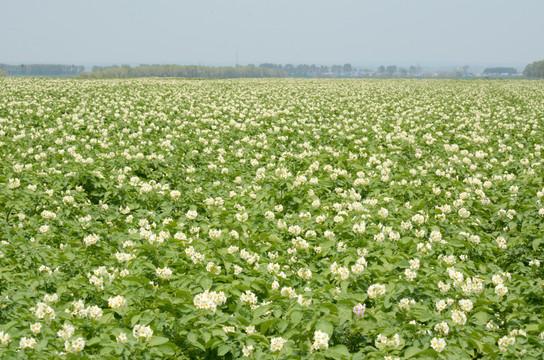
1 61 543 78
523 60 544 78
483 67 517 75
259 63 426 77
82 64 286 78
0 64 84 77
259 63 357 77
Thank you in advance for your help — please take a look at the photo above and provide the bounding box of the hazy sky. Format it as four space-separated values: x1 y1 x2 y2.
1 0 543 67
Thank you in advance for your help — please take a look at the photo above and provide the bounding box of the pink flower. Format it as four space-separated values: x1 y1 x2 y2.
353 303 366 318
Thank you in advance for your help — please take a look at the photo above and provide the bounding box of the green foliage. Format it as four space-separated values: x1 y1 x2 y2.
523 60 544 78
483 67 517 75
0 64 84 77
83 64 286 79
0 78 543 359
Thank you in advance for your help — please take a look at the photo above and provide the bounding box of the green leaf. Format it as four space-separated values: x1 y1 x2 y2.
159 343 176 356
277 320 289 333
200 277 212 290
315 320 334 335
482 343 495 354
131 314 142 327
338 305 352 322
149 336 169 346
319 302 338 314
217 344 230 356
100 346 115 356
253 305 271 319
99 312 115 324
86 337 101 346
404 346 423 359
468 338 483 354
291 310 303 326
187 332 205 351
472 311 489 325
326 345 351 359
0 321 18 332
352 353 364 360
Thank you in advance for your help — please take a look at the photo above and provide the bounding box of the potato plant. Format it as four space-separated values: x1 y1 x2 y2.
0 78 543 359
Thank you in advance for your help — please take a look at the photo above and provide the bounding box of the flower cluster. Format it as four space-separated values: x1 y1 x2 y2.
270 337 288 352
133 325 153 342
193 290 227 313
108 295 127 309
367 283 386 298
65 337 86 353
310 330 329 351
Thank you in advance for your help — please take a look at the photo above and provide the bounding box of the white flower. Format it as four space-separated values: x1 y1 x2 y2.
117 333 128 343
0 331 11 345
310 330 330 351
367 283 386 298
436 300 447 312
86 305 103 319
30 323 42 334
245 325 256 335
186 210 198 220
458 208 471 218
83 233 100 246
108 295 127 309
529 259 540 267
240 290 258 306
65 337 85 353
193 290 227 313
434 321 449 335
270 337 287 352
133 324 153 341
495 284 508 297
8 178 21 189
156 267 173 279
398 298 415 310
430 337 446 352
451 310 467 325
458 299 473 312
242 345 254 356
19 337 36 349
235 213 248 222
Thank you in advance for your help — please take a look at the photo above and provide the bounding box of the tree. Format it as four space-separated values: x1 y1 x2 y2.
84 64 286 79
386 65 397 75
483 67 517 75
378 65 385 73
523 60 544 78
331 65 342 74
284 64 295 75
0 69 6 77
343 63 352 73
0 63 84 77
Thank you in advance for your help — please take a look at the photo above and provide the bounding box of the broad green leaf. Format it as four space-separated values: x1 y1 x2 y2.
217 344 230 356
149 336 169 346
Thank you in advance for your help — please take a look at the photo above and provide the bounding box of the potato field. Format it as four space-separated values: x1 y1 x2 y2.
0 78 543 359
